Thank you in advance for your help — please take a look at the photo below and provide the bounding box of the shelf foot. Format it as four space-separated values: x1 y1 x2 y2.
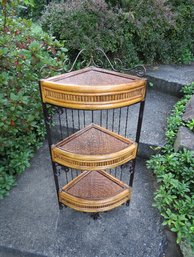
126 200 130 206
59 203 63 210
91 212 100 220
59 203 67 210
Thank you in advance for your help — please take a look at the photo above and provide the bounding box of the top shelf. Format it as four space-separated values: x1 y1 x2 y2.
40 66 146 109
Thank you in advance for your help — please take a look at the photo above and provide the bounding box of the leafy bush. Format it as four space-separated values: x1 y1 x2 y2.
123 0 176 64
40 0 139 67
0 4 68 198
41 0 194 66
19 0 46 21
168 0 194 64
117 0 194 64
147 83 194 252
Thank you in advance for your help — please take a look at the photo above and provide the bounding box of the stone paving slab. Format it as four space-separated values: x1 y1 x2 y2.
0 143 166 257
146 64 194 96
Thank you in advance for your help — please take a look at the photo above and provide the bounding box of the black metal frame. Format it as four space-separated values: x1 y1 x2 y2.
39 49 146 215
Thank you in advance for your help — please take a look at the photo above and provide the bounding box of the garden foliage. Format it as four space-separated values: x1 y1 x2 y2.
0 3 68 198
19 0 46 21
41 0 194 66
41 0 139 67
147 83 194 251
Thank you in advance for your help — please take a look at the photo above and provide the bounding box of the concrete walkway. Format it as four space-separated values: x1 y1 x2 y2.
0 143 165 257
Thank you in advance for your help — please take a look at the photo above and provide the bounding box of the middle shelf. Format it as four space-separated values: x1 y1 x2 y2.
52 123 137 170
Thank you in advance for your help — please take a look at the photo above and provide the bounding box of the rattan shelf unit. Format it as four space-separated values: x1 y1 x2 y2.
39 66 146 214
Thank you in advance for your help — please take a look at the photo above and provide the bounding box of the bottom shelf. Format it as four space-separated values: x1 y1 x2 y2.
59 170 131 213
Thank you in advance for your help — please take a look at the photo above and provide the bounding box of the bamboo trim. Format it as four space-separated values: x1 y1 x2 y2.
59 195 130 213
52 146 137 170
40 66 146 109
41 79 145 93
51 124 137 170
41 86 145 109
59 170 131 212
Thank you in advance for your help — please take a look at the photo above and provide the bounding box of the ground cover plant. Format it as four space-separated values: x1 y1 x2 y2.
147 83 194 255
0 0 68 198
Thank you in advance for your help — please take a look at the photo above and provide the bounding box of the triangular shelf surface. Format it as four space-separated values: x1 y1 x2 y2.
44 66 137 86
52 124 137 170
40 66 146 109
59 170 131 212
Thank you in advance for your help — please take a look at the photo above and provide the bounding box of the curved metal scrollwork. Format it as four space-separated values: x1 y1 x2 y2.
41 48 146 77
67 48 146 77
61 166 69 173
123 65 146 77
55 107 64 115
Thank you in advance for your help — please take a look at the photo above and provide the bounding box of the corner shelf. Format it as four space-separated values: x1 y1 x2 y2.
40 65 146 214
52 123 137 170
40 66 146 109
59 170 131 213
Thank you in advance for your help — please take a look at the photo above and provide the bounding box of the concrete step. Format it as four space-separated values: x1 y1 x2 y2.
146 64 194 96
138 89 178 157
0 144 167 257
52 88 178 159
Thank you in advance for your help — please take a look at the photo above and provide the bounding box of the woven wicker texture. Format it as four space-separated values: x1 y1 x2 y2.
59 124 130 155
45 66 135 86
40 66 146 109
65 170 125 199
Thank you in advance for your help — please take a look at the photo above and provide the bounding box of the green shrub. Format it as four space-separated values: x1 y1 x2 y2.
147 83 194 251
19 0 46 21
165 0 194 64
0 5 68 198
40 0 139 67
42 0 193 65
119 0 194 64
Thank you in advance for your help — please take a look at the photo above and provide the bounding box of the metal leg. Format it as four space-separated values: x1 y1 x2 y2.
135 101 145 144
39 83 61 208
91 212 100 220
56 107 63 140
65 108 69 136
118 107 122 134
129 159 136 187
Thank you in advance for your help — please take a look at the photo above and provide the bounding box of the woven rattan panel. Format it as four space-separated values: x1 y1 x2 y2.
66 170 123 199
49 69 134 86
59 170 131 212
52 124 137 170
59 124 129 155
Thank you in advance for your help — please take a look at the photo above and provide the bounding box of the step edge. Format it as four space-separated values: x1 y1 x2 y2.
0 245 48 257
146 75 184 97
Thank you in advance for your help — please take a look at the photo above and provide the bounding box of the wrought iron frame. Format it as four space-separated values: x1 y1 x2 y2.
39 48 147 215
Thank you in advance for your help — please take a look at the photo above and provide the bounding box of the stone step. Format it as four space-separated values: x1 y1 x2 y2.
52 88 178 159
138 89 178 157
146 64 194 96
0 247 46 257
0 144 167 257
